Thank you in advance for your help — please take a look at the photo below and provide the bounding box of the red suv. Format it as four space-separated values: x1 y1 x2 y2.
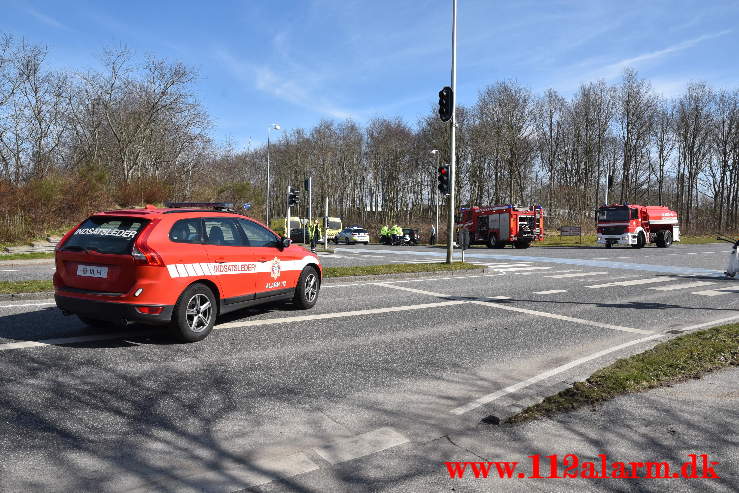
54 203 322 342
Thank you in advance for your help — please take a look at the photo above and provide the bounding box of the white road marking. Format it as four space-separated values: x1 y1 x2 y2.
692 286 739 297
215 300 466 331
471 300 651 335
489 295 511 300
490 266 552 272
650 281 716 291
591 257 609 260
616 256 630 259
545 271 607 279
586 277 676 288
0 331 144 352
676 313 739 332
687 252 698 255
449 334 665 415
480 263 531 268
313 427 409 465
0 301 56 308
0 269 19 272
533 289 567 295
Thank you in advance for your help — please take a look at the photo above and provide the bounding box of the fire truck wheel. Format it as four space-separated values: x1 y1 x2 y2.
656 230 673 248
513 241 531 249
631 231 646 249
605 242 613 248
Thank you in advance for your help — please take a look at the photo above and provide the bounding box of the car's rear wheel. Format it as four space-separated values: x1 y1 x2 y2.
171 283 216 342
294 266 320 309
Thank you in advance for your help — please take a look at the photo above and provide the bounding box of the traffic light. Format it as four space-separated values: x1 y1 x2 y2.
438 86 453 122
288 187 300 206
438 165 450 195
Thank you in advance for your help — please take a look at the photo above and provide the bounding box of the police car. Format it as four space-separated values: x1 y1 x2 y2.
54 203 322 342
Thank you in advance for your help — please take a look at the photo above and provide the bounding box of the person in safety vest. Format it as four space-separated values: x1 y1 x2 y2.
380 225 389 244
391 224 402 245
308 218 322 253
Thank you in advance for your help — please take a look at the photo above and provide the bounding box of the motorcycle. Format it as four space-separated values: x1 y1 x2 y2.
717 234 739 278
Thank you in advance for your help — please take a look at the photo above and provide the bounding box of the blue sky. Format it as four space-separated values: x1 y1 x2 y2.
2 0 738 149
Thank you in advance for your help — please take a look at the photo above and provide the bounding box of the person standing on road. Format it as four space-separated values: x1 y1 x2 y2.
380 225 389 244
430 224 436 245
309 219 321 253
391 224 402 245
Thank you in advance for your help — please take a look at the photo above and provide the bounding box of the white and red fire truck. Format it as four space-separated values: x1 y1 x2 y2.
596 204 680 248
459 205 545 249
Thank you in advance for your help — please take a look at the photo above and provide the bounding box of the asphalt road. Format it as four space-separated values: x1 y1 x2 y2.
0 241 733 281
0 244 737 491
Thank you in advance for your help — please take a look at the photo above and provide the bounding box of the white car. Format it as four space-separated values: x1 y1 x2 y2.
334 227 370 245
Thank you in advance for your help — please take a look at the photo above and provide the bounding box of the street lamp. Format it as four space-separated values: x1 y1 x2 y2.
430 149 440 242
266 123 281 225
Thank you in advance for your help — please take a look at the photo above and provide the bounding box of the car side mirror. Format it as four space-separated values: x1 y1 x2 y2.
279 237 291 250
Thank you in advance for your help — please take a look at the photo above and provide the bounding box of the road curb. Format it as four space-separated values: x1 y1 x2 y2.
323 267 487 284
0 258 55 266
0 291 54 301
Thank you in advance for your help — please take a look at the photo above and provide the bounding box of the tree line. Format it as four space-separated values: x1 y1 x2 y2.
1 34 738 243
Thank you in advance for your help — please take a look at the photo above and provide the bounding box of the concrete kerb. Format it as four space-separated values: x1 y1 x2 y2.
0 257 55 266
321 267 487 284
0 291 55 301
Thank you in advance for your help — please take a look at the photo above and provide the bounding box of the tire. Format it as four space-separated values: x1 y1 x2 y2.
333 237 339 244
170 283 216 342
486 234 496 248
656 230 673 248
605 242 613 249
293 266 320 309
513 241 531 249
78 316 110 328
631 231 646 249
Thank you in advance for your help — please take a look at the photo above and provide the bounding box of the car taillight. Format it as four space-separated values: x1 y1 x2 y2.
135 306 164 315
132 220 163 266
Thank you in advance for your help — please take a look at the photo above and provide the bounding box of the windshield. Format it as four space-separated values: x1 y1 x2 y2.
351 229 368 234
328 220 342 230
597 207 630 222
61 216 148 254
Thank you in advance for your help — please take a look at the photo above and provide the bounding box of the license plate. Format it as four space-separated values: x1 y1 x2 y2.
76 264 108 278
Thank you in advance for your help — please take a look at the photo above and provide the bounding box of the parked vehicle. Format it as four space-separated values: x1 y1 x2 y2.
459 205 545 249
334 227 370 245
596 204 680 248
401 228 420 246
54 202 322 342
324 217 343 242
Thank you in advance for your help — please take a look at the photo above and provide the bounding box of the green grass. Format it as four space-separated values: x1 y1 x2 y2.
0 280 54 294
323 261 479 278
0 251 55 261
506 324 739 424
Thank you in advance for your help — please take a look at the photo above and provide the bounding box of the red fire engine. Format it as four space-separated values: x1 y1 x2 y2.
459 205 545 249
596 204 680 248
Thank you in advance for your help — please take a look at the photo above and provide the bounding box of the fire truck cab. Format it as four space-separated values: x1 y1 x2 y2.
459 205 545 249
596 204 680 248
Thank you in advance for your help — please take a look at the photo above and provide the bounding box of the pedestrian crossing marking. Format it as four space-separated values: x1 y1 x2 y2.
650 281 715 291
586 277 675 288
546 272 607 279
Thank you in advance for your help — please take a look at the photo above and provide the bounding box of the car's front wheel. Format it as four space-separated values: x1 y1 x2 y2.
171 283 216 342
293 266 320 309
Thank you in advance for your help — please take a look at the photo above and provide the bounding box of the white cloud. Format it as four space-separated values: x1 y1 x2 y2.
215 49 354 120
25 7 73 31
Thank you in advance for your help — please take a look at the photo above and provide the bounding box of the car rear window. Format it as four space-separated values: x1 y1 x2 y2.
61 216 148 254
352 229 368 234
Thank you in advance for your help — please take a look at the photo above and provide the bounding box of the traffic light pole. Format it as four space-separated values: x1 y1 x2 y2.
446 0 457 264
286 185 291 240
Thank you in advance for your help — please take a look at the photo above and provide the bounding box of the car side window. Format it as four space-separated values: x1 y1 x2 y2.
238 219 280 247
169 219 203 244
203 218 245 246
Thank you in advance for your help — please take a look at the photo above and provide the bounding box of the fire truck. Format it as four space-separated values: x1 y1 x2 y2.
596 204 680 248
459 205 545 249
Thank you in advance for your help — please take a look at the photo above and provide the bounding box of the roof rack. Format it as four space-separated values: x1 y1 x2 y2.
164 202 234 211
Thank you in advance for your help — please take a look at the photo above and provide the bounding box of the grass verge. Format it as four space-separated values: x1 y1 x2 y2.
0 252 55 261
506 324 739 424
0 280 54 294
323 261 479 278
